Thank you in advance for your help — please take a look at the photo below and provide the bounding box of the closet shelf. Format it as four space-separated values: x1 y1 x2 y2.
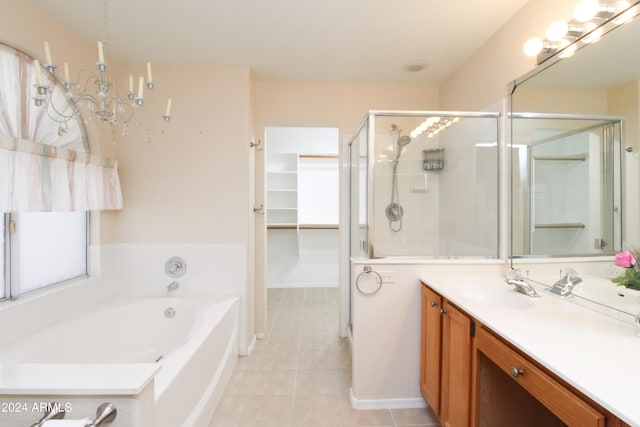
534 223 586 229
533 154 587 161
299 224 339 230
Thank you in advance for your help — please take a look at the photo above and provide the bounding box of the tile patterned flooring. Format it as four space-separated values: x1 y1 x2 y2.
209 287 440 427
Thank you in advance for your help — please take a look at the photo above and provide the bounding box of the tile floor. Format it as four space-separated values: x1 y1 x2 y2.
209 287 440 427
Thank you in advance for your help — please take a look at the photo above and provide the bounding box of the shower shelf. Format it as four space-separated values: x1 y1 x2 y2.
422 148 444 171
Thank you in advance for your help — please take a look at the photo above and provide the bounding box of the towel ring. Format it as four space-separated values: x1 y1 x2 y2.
356 265 382 295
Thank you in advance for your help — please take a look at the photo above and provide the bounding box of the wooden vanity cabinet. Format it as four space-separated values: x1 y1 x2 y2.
475 325 606 427
421 282 625 427
440 300 473 427
420 285 442 415
420 284 473 426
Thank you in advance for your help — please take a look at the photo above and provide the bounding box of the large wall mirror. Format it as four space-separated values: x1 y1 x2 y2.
509 3 640 316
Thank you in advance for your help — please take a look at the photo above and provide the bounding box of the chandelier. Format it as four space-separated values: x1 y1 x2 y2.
32 39 171 141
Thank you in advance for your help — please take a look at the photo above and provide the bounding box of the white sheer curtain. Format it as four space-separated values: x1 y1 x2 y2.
0 43 122 212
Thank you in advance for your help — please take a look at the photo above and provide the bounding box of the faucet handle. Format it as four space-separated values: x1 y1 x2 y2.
506 268 524 281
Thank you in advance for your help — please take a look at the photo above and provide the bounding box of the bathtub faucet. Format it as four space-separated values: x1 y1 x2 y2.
166 281 180 295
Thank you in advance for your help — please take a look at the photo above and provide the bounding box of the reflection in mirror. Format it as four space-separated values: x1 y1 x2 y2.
511 114 622 257
509 5 640 318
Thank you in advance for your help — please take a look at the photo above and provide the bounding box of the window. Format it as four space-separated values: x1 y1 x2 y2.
0 42 91 301
1 212 88 299
0 216 5 299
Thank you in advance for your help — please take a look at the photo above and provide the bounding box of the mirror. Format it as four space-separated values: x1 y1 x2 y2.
510 5 640 317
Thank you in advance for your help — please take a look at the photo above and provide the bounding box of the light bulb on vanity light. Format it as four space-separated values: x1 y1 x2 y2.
523 37 544 56
546 20 569 41
574 0 600 22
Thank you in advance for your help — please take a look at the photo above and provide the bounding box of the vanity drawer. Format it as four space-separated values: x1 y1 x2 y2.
476 326 605 427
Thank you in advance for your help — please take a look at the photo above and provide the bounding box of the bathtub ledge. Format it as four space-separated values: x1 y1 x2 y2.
0 363 160 395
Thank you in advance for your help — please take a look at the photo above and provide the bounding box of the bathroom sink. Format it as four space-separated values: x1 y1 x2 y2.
449 280 537 310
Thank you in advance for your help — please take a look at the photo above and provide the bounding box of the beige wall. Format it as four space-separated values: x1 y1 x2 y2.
100 64 253 244
440 0 575 110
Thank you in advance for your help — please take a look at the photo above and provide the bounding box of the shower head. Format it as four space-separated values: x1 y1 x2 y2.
397 135 411 147
393 134 412 162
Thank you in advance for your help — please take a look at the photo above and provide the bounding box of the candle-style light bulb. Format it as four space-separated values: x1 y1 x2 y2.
98 40 105 63
129 75 134 93
165 98 172 116
138 76 144 98
33 60 43 85
44 41 53 65
147 62 153 83
63 62 70 82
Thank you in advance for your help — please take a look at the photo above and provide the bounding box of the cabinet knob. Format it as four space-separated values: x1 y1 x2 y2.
440 308 447 315
430 301 438 308
510 367 524 378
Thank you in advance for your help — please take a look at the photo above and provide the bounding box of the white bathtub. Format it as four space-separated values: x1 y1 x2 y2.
0 296 239 427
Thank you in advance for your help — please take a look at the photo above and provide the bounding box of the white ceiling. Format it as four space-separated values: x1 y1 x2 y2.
32 0 531 85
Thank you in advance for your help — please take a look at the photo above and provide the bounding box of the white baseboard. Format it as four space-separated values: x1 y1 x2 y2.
346 325 353 349
245 334 257 355
267 282 339 288
349 388 427 410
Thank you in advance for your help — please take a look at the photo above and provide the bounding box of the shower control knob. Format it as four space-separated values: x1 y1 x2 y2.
165 256 187 278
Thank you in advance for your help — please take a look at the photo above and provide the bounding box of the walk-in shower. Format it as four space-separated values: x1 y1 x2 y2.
347 111 500 259
386 124 412 232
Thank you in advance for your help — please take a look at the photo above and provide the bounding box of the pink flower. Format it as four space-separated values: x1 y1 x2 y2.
615 250 636 268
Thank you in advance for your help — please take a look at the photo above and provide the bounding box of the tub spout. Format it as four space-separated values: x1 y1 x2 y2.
166 281 180 294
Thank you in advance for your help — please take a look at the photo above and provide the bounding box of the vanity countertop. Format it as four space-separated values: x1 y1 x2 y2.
420 274 640 427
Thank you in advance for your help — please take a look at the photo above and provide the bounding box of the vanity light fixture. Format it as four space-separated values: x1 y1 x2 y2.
523 0 639 64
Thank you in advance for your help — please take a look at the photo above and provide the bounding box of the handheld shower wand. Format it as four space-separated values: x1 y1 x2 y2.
385 125 411 232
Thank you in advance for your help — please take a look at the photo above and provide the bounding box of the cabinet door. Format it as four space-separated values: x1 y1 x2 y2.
421 285 443 415
440 301 472 427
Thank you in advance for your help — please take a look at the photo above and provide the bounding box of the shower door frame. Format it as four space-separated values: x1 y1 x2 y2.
364 110 502 259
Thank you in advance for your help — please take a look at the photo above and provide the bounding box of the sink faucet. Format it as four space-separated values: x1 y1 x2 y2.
549 268 582 297
505 269 541 298
166 281 180 295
